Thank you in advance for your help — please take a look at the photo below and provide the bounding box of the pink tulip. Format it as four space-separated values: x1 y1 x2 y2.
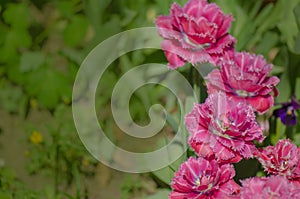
255 139 300 181
206 51 280 113
155 0 236 69
170 157 240 198
240 176 300 199
185 92 264 163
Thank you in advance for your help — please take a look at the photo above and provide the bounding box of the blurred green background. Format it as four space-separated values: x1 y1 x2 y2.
0 0 300 198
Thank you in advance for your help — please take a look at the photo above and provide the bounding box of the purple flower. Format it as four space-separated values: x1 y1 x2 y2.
155 0 236 69
170 157 240 198
273 96 300 126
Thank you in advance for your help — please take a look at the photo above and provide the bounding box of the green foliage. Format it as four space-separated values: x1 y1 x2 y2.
0 167 42 198
20 51 46 73
63 15 89 47
1 0 300 197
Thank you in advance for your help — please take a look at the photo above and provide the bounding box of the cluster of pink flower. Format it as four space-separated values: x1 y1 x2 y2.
155 0 300 198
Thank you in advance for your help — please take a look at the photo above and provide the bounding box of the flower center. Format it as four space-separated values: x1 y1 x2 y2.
195 178 213 193
235 90 255 97
209 120 232 140
183 33 211 50
280 161 288 170
286 106 293 115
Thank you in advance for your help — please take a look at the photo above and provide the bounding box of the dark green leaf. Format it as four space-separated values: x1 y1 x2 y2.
24 66 71 109
57 1 77 18
63 15 89 46
19 52 46 73
3 3 30 29
296 78 300 99
276 70 291 103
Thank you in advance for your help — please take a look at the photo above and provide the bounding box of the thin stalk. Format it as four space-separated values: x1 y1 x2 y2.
199 75 207 103
54 133 59 197
188 64 194 86
286 125 294 140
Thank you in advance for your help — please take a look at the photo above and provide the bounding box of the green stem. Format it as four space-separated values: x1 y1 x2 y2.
199 75 207 103
54 134 59 197
286 125 294 140
188 64 194 86
72 163 81 199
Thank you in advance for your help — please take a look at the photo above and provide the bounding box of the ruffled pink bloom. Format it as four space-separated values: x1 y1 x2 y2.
206 51 280 113
155 0 236 69
170 157 240 199
255 139 300 181
185 92 264 163
240 176 300 199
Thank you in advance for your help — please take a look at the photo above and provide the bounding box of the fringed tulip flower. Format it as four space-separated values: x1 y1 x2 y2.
206 52 280 113
255 139 300 181
185 92 264 164
240 176 300 199
155 0 236 69
170 157 240 198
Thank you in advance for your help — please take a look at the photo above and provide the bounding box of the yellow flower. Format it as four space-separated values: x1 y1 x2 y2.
30 131 43 145
30 98 38 109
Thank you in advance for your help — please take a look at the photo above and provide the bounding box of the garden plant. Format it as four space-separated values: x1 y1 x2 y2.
0 0 300 198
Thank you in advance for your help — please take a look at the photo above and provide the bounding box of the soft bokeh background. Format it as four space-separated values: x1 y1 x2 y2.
0 0 300 198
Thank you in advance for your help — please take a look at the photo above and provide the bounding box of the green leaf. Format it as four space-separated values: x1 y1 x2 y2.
152 137 187 185
274 47 289 68
271 65 285 75
61 48 85 65
293 1 300 28
287 52 300 93
277 0 300 54
86 0 112 33
57 0 78 18
0 192 13 199
254 4 274 28
63 15 89 46
0 29 31 62
0 83 25 113
271 118 286 145
256 32 279 57
152 165 174 186
276 70 291 103
3 3 30 29
93 16 122 43
293 31 300 54
248 0 264 19
24 66 71 108
295 78 300 99
19 51 46 73
154 0 173 14
7 63 25 84
120 8 137 26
